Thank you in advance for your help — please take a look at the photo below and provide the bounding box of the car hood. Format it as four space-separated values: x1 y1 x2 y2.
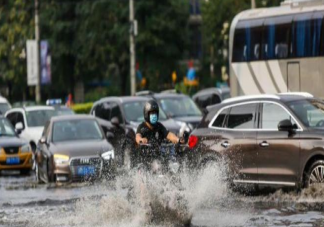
27 127 44 141
49 140 113 157
0 136 27 147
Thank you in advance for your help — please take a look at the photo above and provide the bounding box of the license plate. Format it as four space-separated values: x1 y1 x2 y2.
76 166 95 176
6 157 20 165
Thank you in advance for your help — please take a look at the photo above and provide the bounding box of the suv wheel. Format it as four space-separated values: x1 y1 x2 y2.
305 160 324 187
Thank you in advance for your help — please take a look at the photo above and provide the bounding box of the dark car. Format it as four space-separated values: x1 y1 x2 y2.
0 116 32 174
35 115 115 183
90 96 181 167
188 93 324 189
136 91 203 132
192 87 231 111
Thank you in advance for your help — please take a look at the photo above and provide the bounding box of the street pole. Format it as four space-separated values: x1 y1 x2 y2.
251 0 256 8
129 0 136 96
34 0 41 103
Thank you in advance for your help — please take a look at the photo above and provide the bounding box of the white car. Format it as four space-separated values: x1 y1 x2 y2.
0 96 11 115
5 106 56 151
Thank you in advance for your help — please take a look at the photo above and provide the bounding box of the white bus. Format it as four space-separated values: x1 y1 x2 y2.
229 0 324 98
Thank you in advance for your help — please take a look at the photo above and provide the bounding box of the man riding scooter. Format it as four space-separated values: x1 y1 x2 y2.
135 100 187 172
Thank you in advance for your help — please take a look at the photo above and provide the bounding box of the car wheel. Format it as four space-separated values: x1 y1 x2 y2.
305 160 324 187
20 169 30 175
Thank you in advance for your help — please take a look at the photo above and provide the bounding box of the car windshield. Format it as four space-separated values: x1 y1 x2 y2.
53 119 103 143
0 103 10 115
26 110 56 127
289 99 324 128
123 101 167 122
0 118 16 137
159 97 202 118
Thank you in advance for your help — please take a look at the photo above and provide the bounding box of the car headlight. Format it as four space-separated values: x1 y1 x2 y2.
54 154 69 165
102 150 114 160
21 144 31 153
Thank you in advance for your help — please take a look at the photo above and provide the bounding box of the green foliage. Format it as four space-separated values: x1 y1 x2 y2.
84 86 121 102
71 102 93 114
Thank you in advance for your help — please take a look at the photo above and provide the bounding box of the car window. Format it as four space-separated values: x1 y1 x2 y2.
16 112 25 129
226 103 257 129
110 103 124 123
26 110 56 127
212 108 229 128
0 103 10 115
159 97 202 117
123 101 167 122
95 103 111 121
52 119 103 142
6 112 17 126
262 103 296 129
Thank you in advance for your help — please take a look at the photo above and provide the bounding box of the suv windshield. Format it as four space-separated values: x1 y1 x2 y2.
123 101 167 122
159 97 202 118
0 118 16 137
0 103 10 115
289 99 324 128
53 119 103 142
26 110 56 127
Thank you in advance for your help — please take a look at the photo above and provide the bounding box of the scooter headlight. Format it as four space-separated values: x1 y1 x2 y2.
102 150 115 160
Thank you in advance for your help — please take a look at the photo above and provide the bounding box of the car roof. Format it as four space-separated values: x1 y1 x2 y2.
206 93 315 112
98 96 151 104
152 93 189 99
0 96 9 103
51 114 96 122
8 105 55 112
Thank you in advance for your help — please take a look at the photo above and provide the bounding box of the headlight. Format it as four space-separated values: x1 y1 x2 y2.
21 144 31 153
102 150 114 160
54 154 69 165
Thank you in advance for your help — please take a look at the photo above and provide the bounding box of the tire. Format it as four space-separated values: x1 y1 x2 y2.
35 163 44 184
304 160 324 188
20 169 30 175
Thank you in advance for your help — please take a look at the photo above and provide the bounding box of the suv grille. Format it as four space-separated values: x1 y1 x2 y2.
3 147 19 154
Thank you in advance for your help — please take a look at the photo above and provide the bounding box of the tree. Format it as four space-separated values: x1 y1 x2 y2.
0 0 34 101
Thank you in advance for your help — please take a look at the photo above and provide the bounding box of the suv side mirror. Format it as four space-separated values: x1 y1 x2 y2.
111 117 120 126
39 137 47 144
278 119 295 132
15 122 24 134
106 132 114 141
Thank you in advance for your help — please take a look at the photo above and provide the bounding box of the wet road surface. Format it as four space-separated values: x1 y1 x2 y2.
1 167 324 227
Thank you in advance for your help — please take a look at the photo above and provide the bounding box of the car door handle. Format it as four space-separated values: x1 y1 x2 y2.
221 141 230 148
259 141 269 147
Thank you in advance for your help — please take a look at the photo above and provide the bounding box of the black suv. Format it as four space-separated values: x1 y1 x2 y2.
90 96 181 166
188 93 324 189
136 91 203 133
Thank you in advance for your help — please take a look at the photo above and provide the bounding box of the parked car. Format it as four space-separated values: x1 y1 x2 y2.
136 91 203 132
90 96 181 167
0 96 11 115
192 87 231 111
5 106 56 152
188 92 324 189
35 115 115 183
0 116 32 174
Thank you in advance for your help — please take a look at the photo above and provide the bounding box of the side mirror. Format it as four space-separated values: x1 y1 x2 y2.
15 122 23 134
111 117 120 126
106 132 114 141
278 119 295 132
39 137 47 144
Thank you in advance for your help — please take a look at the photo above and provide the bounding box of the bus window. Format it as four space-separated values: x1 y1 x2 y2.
232 19 263 62
292 12 322 58
263 15 293 59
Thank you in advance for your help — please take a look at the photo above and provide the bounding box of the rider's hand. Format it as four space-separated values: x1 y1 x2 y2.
139 138 148 144
179 138 185 144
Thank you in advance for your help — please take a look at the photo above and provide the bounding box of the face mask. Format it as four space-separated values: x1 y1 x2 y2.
149 113 158 125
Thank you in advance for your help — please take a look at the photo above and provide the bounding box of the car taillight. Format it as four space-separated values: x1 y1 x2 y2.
188 135 198 149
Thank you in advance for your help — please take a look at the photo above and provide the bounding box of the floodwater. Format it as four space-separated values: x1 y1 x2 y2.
1 165 324 227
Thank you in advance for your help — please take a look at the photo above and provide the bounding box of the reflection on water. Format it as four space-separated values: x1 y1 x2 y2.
1 164 324 227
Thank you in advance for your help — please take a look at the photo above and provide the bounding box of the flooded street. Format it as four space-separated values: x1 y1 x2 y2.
1 166 324 227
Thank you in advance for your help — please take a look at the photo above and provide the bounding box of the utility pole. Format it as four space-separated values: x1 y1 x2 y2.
34 0 41 103
251 0 256 8
129 0 136 96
